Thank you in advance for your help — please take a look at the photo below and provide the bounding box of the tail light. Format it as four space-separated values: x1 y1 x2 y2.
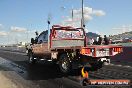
113 47 122 52
80 48 91 55
85 49 91 54
80 48 86 54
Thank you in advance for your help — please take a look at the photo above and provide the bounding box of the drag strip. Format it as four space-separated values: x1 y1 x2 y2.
0 50 83 88
0 47 132 88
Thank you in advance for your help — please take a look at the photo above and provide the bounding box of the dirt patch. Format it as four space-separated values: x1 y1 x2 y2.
0 71 18 88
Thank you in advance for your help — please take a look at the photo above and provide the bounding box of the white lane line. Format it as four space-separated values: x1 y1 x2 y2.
110 63 132 68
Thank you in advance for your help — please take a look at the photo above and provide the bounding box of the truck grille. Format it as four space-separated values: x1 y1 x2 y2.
52 40 84 48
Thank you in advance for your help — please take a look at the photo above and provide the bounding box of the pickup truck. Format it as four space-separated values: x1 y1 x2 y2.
27 25 123 73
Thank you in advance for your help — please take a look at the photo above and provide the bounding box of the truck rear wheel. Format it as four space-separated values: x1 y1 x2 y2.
59 54 71 74
28 51 36 64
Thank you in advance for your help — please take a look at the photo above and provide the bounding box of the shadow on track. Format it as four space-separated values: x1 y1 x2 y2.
13 60 83 80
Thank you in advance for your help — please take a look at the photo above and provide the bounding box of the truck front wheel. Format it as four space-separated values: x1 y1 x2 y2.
28 51 36 64
59 54 72 74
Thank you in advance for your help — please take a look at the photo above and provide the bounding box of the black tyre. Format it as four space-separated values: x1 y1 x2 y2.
59 54 72 74
28 51 36 64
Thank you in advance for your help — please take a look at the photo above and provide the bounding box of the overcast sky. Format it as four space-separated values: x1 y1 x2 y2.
0 0 132 44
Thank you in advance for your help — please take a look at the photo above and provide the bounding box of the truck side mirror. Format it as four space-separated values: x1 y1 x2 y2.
31 38 35 44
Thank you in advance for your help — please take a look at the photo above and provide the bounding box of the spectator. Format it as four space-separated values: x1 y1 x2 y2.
35 31 39 43
93 39 98 45
96 36 99 43
104 35 109 45
89 38 94 45
31 38 35 44
98 35 102 45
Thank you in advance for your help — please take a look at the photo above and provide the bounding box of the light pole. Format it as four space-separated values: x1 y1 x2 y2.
47 13 51 50
81 0 85 28
71 6 74 26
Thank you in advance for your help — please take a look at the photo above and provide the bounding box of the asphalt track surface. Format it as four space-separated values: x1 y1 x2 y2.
0 51 82 88
0 46 132 88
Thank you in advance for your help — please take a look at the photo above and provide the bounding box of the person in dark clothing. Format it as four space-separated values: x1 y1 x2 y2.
31 38 35 44
93 39 98 45
98 35 102 45
35 31 39 44
104 35 109 45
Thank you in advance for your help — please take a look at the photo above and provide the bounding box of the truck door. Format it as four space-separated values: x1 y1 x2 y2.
37 30 49 56
40 31 49 55
32 44 41 55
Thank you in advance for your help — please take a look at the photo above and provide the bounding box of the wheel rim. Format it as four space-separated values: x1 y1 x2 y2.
61 58 69 71
59 54 71 73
